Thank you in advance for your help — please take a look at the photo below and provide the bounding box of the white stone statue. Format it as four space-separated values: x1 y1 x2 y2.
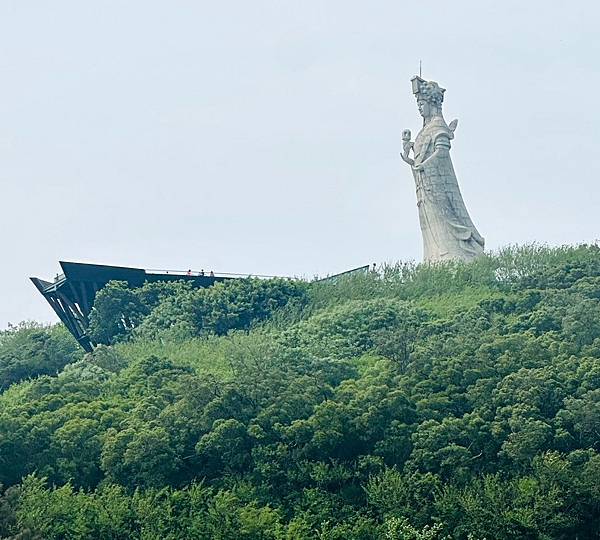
401 76 485 263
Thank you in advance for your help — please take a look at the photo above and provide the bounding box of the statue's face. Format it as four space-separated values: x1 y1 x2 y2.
417 98 430 118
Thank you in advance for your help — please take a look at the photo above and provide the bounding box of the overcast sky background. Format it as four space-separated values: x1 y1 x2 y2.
1 1 599 328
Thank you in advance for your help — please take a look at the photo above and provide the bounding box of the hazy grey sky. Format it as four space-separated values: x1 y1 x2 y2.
1 1 599 327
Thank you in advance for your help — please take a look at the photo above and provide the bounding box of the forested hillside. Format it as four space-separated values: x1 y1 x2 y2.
1 245 599 539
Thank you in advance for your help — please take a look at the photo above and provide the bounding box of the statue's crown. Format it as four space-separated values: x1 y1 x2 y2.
411 76 445 106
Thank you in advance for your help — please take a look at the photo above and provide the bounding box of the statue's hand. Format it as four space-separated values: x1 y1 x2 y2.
412 163 424 172
400 153 414 166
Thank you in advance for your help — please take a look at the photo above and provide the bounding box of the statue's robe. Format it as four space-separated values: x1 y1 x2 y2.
412 116 485 262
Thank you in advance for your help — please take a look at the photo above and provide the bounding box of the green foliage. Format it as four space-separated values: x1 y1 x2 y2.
0 322 82 390
89 278 308 345
1 244 600 538
87 281 149 345
384 518 446 540
280 299 429 361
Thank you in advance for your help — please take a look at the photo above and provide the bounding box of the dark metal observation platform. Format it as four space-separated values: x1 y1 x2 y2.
30 261 277 353
31 261 371 353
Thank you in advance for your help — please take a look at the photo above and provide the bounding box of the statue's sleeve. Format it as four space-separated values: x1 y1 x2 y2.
433 132 451 151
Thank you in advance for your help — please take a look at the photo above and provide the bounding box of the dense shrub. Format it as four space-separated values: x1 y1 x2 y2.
88 278 308 345
1 245 599 538
0 323 82 390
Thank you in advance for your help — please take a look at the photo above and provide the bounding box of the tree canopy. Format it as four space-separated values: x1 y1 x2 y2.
1 244 599 539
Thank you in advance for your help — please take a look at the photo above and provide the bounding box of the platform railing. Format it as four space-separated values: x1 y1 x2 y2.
144 268 293 279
